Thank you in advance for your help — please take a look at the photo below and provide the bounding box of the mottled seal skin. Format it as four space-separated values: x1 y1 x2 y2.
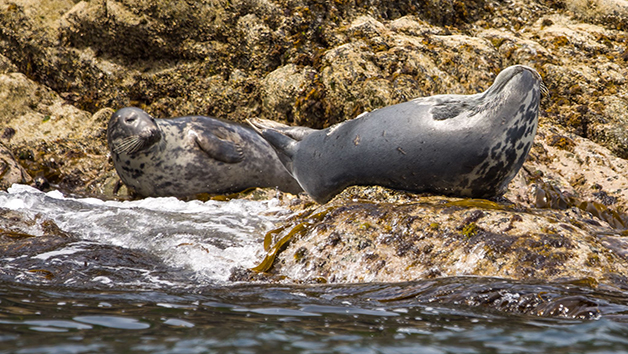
250 65 546 204
107 107 303 198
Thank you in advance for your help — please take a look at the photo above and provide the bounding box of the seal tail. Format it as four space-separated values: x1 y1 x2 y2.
247 118 304 175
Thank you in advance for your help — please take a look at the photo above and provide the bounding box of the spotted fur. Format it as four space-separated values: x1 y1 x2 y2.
107 107 302 198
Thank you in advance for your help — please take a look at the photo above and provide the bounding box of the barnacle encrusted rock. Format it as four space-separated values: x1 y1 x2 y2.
2 0 628 290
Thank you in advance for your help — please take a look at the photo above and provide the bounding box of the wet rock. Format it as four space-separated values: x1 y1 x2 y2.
0 207 190 288
0 208 77 258
249 185 628 288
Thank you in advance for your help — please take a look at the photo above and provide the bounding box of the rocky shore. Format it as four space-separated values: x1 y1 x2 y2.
2 0 628 290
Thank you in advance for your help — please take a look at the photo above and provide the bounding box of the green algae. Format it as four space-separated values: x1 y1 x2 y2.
461 223 479 238
252 207 336 273
444 199 508 211
251 222 309 273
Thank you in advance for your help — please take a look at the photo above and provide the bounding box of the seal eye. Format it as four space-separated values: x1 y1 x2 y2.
124 116 137 125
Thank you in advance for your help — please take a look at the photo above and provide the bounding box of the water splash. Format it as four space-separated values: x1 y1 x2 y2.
0 184 291 285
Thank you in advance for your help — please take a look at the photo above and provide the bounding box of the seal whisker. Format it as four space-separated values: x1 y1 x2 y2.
125 138 144 155
111 136 133 154
112 136 135 154
540 82 549 98
113 136 143 154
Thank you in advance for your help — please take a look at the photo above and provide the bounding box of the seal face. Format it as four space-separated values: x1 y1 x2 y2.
250 65 545 204
107 107 302 198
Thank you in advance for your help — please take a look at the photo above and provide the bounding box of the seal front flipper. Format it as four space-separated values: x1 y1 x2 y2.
247 118 301 173
192 129 244 163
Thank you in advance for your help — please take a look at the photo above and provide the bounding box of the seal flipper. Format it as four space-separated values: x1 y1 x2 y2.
247 118 301 174
247 118 315 141
192 129 244 163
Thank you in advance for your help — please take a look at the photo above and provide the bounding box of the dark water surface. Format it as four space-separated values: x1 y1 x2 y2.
1 185 628 353
1 281 628 354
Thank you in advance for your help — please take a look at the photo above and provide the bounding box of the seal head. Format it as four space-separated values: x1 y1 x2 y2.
251 65 545 203
107 107 162 155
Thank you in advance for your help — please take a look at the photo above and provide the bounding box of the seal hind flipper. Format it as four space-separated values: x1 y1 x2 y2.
248 119 299 173
192 129 244 163
248 118 315 141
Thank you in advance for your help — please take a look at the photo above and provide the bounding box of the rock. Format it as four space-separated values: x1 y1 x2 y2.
244 184 628 288
261 64 316 124
0 208 77 257
0 65 112 195
567 0 628 30
507 125 628 214
1 0 628 290
247 189 622 282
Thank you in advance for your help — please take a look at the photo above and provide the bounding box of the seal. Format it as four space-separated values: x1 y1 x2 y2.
249 65 546 203
107 107 303 198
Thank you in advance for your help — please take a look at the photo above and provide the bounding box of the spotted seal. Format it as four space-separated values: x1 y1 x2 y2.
107 107 303 198
249 65 547 203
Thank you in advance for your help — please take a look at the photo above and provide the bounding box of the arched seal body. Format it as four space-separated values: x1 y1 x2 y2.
107 107 303 198
250 65 545 204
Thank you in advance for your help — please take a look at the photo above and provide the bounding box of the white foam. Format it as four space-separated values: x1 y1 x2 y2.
1 184 291 285
32 247 87 261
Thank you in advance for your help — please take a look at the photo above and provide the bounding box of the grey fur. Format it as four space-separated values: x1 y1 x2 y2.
250 65 544 204
107 107 302 198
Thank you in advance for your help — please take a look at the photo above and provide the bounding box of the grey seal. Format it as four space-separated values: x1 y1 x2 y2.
249 65 546 203
107 107 303 198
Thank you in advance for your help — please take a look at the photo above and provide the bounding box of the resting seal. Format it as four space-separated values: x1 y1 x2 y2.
107 107 303 198
250 65 546 203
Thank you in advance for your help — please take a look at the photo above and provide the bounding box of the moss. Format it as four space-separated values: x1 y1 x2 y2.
461 222 479 238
